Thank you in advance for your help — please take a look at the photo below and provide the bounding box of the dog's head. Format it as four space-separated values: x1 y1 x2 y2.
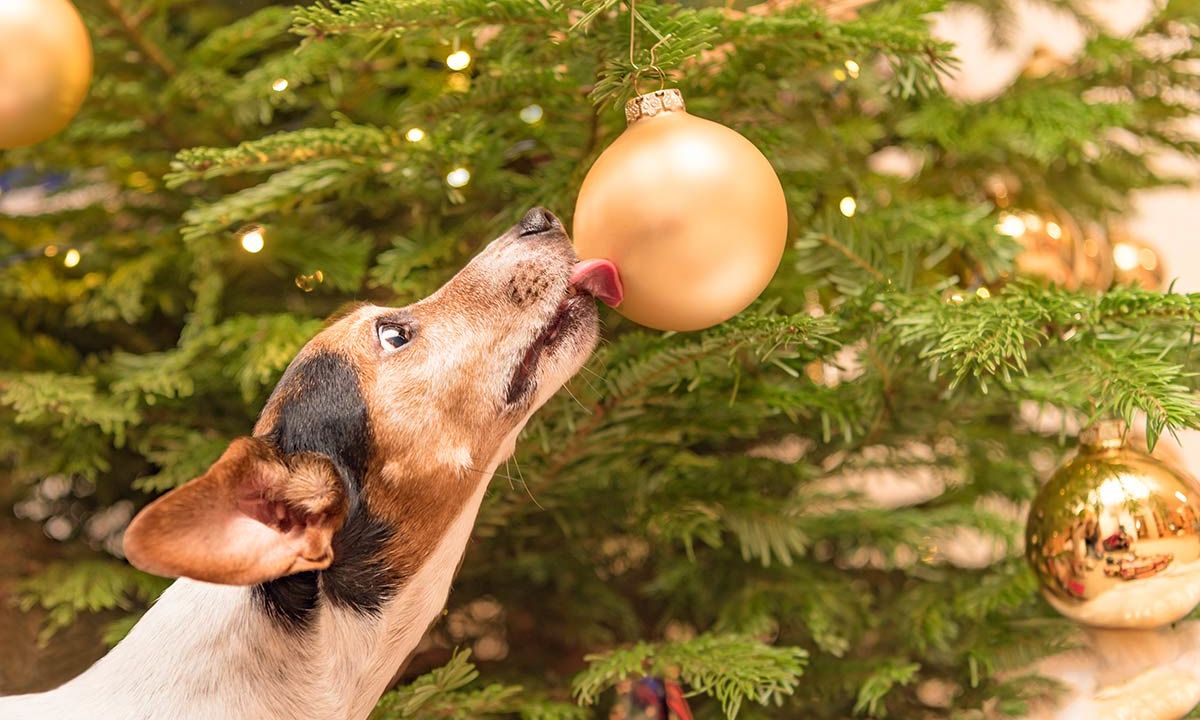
124 209 617 598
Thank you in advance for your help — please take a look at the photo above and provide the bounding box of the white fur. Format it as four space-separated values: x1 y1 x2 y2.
0 427 525 720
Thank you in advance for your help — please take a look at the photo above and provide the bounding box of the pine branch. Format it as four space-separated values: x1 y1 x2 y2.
573 634 808 718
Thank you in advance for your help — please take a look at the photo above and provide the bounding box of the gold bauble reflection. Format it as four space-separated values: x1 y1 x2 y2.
1000 209 1113 291
572 89 788 332
0 0 92 148
1026 421 1200 628
1108 225 1166 291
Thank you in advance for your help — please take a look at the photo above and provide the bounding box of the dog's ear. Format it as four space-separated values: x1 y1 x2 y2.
123 437 348 585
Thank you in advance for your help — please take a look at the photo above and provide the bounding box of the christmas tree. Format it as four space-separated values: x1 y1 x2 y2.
3 0 1200 717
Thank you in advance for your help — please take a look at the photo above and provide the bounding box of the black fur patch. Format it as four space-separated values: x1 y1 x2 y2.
253 352 398 630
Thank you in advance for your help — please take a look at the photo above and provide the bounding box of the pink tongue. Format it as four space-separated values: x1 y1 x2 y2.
570 258 623 307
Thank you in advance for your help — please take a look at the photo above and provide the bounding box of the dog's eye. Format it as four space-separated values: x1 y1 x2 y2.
377 323 410 351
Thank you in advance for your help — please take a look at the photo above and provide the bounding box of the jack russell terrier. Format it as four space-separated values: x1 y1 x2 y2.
0 208 623 720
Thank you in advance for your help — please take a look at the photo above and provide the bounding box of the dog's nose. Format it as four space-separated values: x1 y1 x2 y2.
518 207 561 237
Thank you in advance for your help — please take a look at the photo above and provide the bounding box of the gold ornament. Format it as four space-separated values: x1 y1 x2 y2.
1025 420 1200 629
572 89 788 332
1108 225 1166 291
0 0 92 149
998 209 1113 291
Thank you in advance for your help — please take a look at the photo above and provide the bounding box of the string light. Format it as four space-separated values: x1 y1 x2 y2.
445 167 471 188
446 50 471 71
43 245 58 257
975 286 992 299
239 225 266 254
1046 221 1063 240
839 196 857 217
1112 241 1139 271
271 78 289 92
519 104 543 124
996 213 1027 237
844 59 861 78
405 127 426 142
63 249 81 268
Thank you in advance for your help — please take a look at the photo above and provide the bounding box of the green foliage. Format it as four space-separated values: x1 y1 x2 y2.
372 649 586 720
3 0 1199 717
573 634 808 718
16 561 171 646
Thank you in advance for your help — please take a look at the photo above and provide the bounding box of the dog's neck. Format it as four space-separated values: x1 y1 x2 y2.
2 438 511 720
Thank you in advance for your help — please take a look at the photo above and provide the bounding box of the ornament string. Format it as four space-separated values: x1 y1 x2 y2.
627 0 670 93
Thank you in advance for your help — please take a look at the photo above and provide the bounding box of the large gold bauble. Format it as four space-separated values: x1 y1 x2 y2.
1026 421 1200 628
0 0 93 149
572 89 788 332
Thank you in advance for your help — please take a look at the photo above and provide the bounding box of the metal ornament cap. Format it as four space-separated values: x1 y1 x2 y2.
624 88 686 125
1025 423 1200 629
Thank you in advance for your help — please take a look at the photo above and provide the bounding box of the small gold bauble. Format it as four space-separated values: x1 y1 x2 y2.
0 0 93 149
1108 225 1166 291
1026 420 1200 628
1001 209 1112 291
572 89 788 332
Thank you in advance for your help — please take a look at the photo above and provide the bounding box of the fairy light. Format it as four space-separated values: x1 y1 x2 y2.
63 249 81 268
446 50 471 71
1112 241 1139 271
271 78 289 92
839 196 857 217
445 167 471 188
44 245 59 257
844 59 861 78
975 286 992 299
239 225 266 254
1046 221 1063 240
405 127 426 142
996 213 1027 237
519 104 543 124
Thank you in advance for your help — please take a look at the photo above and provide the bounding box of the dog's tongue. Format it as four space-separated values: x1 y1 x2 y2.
570 258 623 307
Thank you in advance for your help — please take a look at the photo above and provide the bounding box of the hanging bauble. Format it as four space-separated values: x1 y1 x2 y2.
0 0 92 149
1025 420 1200 629
608 676 693 720
1108 225 1166 290
572 89 788 332
998 208 1112 291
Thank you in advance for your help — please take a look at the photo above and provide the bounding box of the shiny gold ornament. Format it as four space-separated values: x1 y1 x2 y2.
572 89 788 332
0 0 92 148
1026 420 1200 629
1108 225 1166 291
999 209 1113 291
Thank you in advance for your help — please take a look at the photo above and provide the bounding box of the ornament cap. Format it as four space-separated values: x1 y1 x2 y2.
1079 419 1128 450
624 89 686 125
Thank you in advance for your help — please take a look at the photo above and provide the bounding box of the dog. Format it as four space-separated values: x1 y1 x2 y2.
0 207 622 720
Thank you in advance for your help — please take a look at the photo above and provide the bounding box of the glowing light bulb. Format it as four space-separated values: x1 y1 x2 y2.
1113 242 1139 271
1046 221 1063 240
239 226 266 254
63 249 81 268
271 78 289 92
975 286 991 299
844 59 861 78
519 104 543 124
839 196 857 217
446 50 471 71
996 213 1026 237
445 167 471 188
405 127 426 142
44 245 58 257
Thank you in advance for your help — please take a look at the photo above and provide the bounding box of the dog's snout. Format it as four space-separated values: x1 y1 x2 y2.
518 207 561 237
